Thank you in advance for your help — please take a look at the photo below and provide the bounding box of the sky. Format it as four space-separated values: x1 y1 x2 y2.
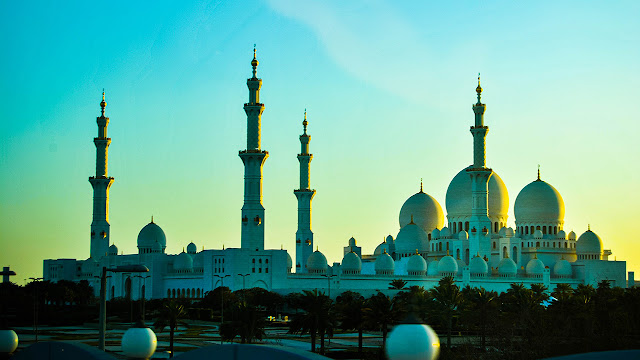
1 1 639 283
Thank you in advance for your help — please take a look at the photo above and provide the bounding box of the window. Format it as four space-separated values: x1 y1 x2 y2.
452 223 457 233
266 268 269 273
259 259 262 264
494 222 498 233
465 222 469 231
252 268 255 273
259 268 262 273
265 259 268 264
252 258 255 263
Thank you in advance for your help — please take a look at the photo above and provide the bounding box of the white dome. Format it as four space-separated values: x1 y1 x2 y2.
342 251 362 273
375 252 395 274
407 253 427 275
137 221 167 250
386 235 394 244
174 252 193 271
553 258 572 277
533 230 543 239
446 166 509 220
506 227 515 237
557 230 567 240
514 178 565 223
498 227 507 237
458 231 468 240
498 257 517 276
438 255 458 275
576 229 603 254
348 237 357 247
307 250 328 273
399 191 445 234
186 242 197 254
395 223 429 255
108 244 118 255
427 259 440 276
568 231 577 240
526 257 545 276
431 228 440 239
469 255 488 275
286 252 293 269
374 242 389 256
440 227 451 239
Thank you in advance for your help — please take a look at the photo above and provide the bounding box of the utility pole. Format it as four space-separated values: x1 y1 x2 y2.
213 274 230 344
28 277 43 342
320 274 337 299
134 275 150 322
238 273 250 301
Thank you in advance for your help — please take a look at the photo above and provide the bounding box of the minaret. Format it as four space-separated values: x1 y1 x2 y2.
294 110 316 273
239 47 268 251
89 91 115 259
467 75 493 259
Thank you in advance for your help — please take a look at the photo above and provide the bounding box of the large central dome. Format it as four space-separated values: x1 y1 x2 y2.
399 190 444 234
445 166 509 220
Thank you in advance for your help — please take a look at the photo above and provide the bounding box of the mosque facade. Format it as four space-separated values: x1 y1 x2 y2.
43 51 628 301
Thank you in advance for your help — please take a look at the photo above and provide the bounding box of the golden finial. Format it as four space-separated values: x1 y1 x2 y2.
100 89 107 117
182 247 185 253
537 164 541 181
409 214 415 224
383 248 387 254
416 249 419 255
251 44 258 77
151 215 154 223
533 252 538 259
316 246 319 252
588 224 591 231
475 73 482 100
303 109 308 134
446 249 450 256
420 178 423 193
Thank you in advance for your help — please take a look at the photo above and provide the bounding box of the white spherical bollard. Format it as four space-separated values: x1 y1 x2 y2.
122 321 157 359
0 329 18 354
386 315 440 360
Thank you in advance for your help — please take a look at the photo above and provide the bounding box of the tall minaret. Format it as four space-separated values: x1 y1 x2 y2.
467 75 493 259
294 110 316 273
239 47 268 251
89 91 115 259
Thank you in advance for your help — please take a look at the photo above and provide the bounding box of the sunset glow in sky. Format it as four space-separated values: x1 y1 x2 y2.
1 1 639 282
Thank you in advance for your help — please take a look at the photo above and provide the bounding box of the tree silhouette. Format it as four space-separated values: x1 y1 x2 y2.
430 276 462 348
154 300 188 358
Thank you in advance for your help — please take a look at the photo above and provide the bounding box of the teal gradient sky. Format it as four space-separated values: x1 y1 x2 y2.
1 1 639 283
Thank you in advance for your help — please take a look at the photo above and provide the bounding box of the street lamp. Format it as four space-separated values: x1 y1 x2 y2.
237 273 250 300
320 274 337 299
134 275 151 323
28 277 43 342
213 274 230 344
99 265 149 351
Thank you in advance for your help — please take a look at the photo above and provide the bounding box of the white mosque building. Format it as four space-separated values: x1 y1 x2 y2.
43 50 629 301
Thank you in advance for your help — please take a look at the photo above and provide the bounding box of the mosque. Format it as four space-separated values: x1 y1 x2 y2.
43 50 629 301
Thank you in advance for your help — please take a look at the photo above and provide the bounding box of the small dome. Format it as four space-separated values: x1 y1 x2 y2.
108 244 118 255
374 241 389 256
506 227 515 237
286 252 293 269
386 235 394 244
431 228 440 239
186 242 197 254
375 251 395 274
498 227 507 237
458 231 468 241
446 167 509 220
348 237 357 247
407 253 427 275
576 229 603 254
438 255 458 275
568 231 577 240
137 221 167 250
174 252 193 271
498 257 517 276
399 191 445 234
342 251 362 273
427 259 440 276
395 223 429 255
514 178 565 223
553 258 572 277
469 256 488 275
440 227 451 239
557 230 567 240
533 230 543 239
307 250 328 273
526 256 545 276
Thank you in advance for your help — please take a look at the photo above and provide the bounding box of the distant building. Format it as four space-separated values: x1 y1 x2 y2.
44 51 628 300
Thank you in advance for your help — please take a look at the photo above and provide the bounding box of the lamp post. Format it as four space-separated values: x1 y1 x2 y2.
134 275 150 323
213 274 230 344
237 273 250 301
28 277 43 342
99 265 149 351
320 274 337 299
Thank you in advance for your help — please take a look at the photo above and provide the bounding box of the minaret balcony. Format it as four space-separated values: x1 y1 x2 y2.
239 149 268 155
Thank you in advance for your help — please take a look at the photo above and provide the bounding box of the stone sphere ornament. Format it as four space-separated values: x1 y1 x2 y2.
386 314 440 360
122 320 157 359
0 329 18 354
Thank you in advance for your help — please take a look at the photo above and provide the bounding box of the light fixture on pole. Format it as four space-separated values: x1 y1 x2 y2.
99 265 149 351
134 275 151 322
237 273 250 299
28 277 43 343
320 274 337 298
213 274 230 344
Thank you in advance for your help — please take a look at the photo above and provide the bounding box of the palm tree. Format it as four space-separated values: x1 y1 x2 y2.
288 289 335 353
430 276 463 348
364 292 403 349
388 279 408 290
154 300 188 358
335 291 367 355
230 301 266 344
461 286 497 349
